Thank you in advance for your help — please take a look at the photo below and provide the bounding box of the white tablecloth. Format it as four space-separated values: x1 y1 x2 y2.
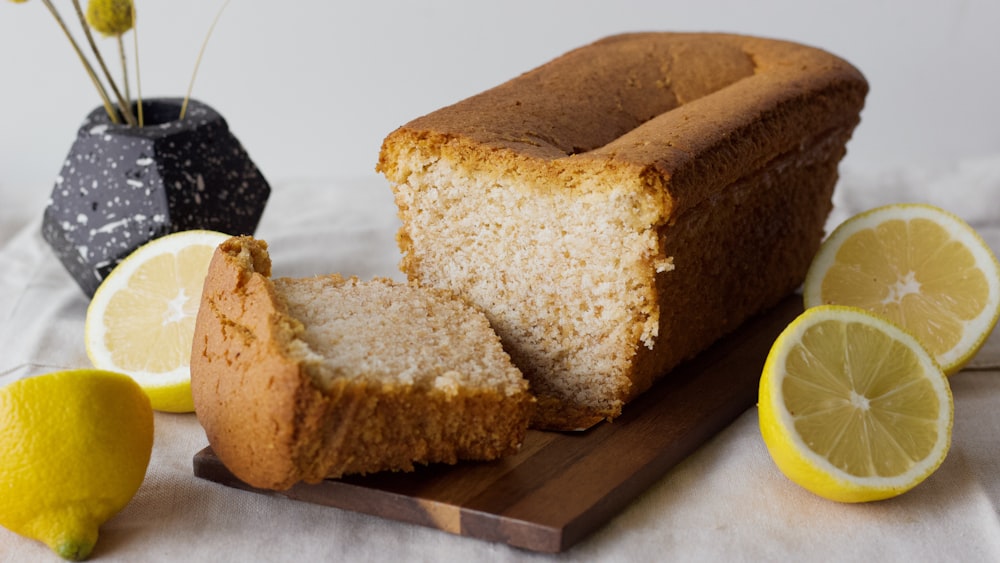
2 162 999 561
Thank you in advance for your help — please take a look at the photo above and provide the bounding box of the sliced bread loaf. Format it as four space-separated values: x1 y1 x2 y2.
190 236 534 490
378 32 868 429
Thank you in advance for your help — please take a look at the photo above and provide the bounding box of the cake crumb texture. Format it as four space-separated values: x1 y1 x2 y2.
190 236 534 490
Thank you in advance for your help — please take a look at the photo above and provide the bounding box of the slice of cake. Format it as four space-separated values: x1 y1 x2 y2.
190 236 534 491
377 32 868 430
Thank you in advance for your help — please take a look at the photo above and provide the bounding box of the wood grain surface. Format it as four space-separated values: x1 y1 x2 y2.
193 295 803 553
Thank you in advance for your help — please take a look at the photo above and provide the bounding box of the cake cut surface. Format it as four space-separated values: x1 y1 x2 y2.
275 275 527 397
190 236 534 490
377 32 868 430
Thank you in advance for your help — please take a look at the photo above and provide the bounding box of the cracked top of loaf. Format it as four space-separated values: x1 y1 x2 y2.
378 32 868 220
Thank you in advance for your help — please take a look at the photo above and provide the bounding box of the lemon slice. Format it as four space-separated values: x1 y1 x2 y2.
804 203 1000 375
85 230 231 412
758 305 952 503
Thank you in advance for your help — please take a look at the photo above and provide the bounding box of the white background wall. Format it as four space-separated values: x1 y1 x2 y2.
1 0 998 204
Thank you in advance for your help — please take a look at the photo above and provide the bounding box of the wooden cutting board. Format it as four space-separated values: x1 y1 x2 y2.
193 295 803 553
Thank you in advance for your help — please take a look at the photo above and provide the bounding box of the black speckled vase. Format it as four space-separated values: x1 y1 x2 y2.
41 98 270 297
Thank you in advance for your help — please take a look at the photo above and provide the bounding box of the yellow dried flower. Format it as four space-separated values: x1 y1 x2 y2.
8 0 31 4
86 0 133 37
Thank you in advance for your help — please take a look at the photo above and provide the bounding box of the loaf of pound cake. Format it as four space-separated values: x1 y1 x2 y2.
190 236 534 490
377 32 868 430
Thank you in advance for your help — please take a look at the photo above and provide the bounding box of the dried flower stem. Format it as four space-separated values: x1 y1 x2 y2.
39 0 119 124
117 34 130 103
132 5 143 127
180 0 231 120
70 0 136 126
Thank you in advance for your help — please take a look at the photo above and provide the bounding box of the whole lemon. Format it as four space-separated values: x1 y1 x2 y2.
0 369 154 560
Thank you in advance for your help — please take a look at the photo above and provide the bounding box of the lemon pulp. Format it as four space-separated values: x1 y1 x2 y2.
102 243 216 373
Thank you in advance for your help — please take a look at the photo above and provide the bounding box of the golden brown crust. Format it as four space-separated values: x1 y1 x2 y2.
377 32 868 430
378 32 867 218
624 126 850 408
191 236 534 490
